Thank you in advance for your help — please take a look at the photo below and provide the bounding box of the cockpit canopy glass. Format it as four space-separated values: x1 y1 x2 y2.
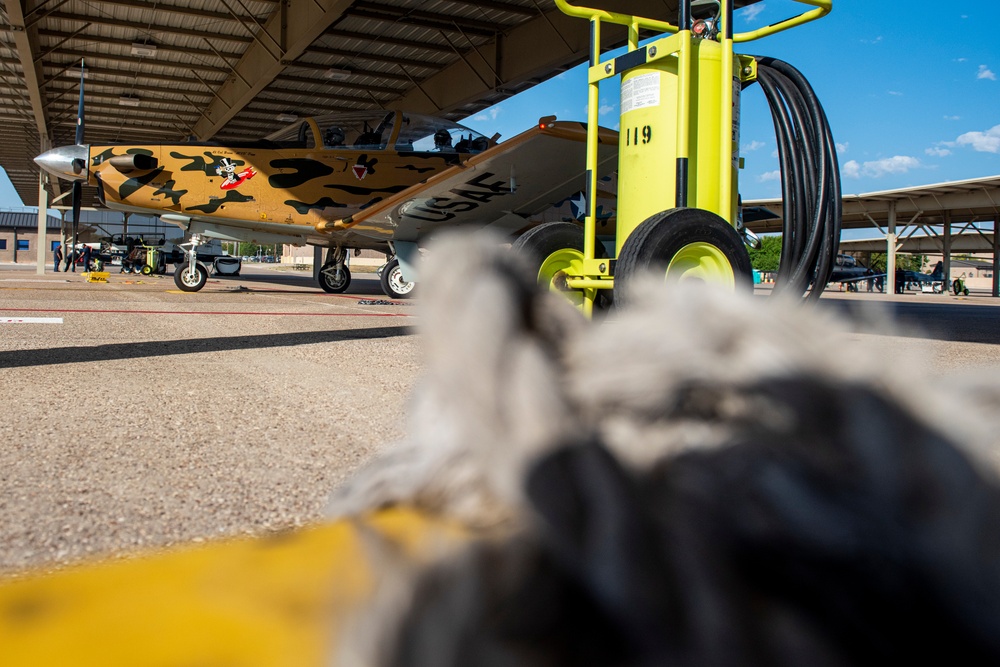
265 111 489 154
394 114 489 154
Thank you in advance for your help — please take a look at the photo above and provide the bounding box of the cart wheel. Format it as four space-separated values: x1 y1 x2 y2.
319 264 351 293
140 264 153 275
380 257 415 299
615 208 752 306
512 222 605 310
173 262 207 292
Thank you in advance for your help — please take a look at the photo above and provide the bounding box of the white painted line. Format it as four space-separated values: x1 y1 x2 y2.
1 317 64 324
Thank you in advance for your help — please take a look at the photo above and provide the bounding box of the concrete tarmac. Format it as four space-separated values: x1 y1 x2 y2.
1 264 418 573
2 264 1000 573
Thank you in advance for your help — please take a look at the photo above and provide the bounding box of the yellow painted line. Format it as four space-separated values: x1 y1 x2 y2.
0 508 474 667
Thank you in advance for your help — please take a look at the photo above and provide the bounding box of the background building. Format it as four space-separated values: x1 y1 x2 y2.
0 210 62 264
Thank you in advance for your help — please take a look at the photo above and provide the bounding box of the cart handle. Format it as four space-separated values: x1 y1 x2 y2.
551 0 831 42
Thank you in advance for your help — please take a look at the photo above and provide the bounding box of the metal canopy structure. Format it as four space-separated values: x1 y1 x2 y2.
747 175 1000 296
745 175 1000 234
0 0 686 207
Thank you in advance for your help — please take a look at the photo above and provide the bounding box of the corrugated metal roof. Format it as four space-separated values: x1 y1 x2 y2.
0 210 62 229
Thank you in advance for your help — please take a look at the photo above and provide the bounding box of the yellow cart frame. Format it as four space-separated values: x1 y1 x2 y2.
552 0 831 315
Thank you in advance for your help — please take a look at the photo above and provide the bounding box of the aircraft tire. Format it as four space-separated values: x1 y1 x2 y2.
380 258 415 299
173 262 208 292
615 208 752 308
319 264 351 293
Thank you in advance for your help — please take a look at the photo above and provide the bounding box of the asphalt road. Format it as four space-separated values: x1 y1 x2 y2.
2 263 1000 573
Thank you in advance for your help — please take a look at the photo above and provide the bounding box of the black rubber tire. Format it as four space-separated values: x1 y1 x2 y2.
140 264 153 275
512 222 585 277
379 257 415 299
319 264 351 293
513 221 613 309
615 208 752 307
173 262 208 292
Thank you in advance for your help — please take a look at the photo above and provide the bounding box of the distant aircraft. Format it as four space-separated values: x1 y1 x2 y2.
829 254 878 282
895 261 946 294
827 254 885 291
36 100 618 296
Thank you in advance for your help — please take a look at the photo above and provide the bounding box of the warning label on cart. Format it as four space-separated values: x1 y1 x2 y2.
621 72 660 114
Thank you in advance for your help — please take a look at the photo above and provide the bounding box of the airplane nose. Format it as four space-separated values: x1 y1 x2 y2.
34 144 89 181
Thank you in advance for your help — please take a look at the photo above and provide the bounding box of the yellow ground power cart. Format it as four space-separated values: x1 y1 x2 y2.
514 0 841 313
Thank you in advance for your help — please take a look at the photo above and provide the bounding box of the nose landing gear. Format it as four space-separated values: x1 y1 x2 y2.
173 234 210 292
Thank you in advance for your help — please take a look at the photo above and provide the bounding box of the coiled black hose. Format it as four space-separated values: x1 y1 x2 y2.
752 57 841 300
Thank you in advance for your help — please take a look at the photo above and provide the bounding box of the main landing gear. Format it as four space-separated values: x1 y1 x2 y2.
319 246 351 293
379 257 416 299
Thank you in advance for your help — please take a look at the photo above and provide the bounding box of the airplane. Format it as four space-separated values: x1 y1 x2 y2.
35 92 619 298
828 254 885 291
895 261 946 293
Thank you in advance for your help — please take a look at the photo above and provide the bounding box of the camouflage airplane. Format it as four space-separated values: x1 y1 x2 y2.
36 109 618 297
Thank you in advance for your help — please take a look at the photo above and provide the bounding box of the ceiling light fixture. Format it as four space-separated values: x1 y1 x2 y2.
323 68 352 80
130 43 157 58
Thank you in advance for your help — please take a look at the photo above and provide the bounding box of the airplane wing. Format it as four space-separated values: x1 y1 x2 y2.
314 121 619 242
831 272 886 283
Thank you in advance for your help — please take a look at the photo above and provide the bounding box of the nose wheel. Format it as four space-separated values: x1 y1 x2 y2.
173 262 208 292
172 233 210 292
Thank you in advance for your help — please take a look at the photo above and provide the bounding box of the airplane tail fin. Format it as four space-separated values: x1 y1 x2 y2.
931 261 945 280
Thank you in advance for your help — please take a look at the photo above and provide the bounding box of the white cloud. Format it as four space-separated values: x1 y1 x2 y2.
599 104 615 116
474 106 502 122
759 170 781 182
925 146 951 157
887 90 903 96
943 115 961 121
956 124 1000 153
978 65 997 80
740 3 765 22
836 142 849 154
862 36 883 45
955 57 968 63
742 140 765 152
841 156 920 178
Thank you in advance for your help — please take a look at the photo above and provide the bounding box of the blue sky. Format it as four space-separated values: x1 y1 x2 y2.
2 0 997 207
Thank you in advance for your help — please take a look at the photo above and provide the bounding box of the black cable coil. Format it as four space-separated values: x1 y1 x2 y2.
753 57 842 300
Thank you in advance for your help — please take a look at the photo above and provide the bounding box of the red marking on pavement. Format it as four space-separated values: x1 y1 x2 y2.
0 307 411 318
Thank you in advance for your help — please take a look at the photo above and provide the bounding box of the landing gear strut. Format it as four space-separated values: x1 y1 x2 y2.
319 246 351 293
173 233 209 292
